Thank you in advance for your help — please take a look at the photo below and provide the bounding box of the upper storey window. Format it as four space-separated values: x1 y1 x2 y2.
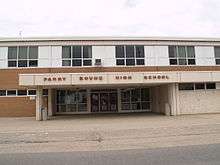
214 47 220 65
168 46 196 65
116 45 145 66
8 46 38 67
62 46 92 67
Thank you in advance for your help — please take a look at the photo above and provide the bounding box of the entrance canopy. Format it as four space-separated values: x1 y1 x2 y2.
19 71 220 87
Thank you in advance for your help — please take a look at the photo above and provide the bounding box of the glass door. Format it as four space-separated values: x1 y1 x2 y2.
91 90 118 113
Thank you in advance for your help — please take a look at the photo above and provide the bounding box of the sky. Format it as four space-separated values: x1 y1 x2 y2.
0 0 220 38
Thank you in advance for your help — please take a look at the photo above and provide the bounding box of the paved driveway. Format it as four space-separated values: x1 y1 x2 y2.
0 113 220 153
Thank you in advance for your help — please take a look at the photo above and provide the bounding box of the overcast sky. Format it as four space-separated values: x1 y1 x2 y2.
0 0 220 37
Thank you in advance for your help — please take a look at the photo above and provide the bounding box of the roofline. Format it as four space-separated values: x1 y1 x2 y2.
1 36 220 42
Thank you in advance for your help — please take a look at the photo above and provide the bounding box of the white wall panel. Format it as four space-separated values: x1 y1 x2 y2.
38 46 51 67
145 46 169 66
92 46 115 66
51 46 62 67
0 47 7 68
195 46 215 66
154 46 169 66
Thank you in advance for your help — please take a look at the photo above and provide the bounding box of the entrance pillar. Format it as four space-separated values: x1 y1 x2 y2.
117 88 122 112
168 83 179 116
87 89 91 113
36 86 43 121
48 89 53 117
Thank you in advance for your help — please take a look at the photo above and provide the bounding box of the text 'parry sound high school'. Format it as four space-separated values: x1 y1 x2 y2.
0 36 220 120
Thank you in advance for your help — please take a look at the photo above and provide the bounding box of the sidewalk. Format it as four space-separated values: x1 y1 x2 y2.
0 113 220 153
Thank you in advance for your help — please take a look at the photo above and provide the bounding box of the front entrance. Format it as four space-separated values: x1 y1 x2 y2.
91 89 118 113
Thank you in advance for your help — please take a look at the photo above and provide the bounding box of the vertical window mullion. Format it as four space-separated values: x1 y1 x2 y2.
176 46 179 65
81 46 83 66
134 46 136 65
17 46 19 67
27 46 29 67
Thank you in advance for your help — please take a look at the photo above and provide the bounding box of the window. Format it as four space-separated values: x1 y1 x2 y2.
206 83 216 89
179 83 194 90
62 46 92 66
56 90 87 112
0 90 6 96
17 90 27 96
28 90 36 96
121 88 150 111
8 46 38 67
169 46 195 65
214 47 220 65
116 45 145 66
179 83 216 91
195 83 205 90
7 90 17 96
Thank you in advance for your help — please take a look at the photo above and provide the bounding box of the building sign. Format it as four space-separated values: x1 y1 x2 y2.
144 75 169 80
115 76 132 80
79 76 103 81
44 77 66 82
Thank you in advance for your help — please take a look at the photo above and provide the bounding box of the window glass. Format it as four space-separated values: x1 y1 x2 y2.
168 46 177 58
28 90 36 95
0 90 6 96
29 60 38 67
188 59 196 65
62 60 71 66
126 59 135 66
17 90 27 96
43 89 48 96
116 46 125 58
57 90 66 104
83 46 92 58
8 47 17 59
131 88 140 102
214 47 220 58
18 60 27 67
178 46 186 58
29 46 38 59
169 59 177 65
62 46 71 58
178 59 187 65
136 59 145 65
7 90 16 96
126 46 134 58
72 59 82 66
8 61 17 67
187 46 195 58
141 88 150 101
72 46 81 58
206 83 216 89
179 83 194 90
83 60 92 66
116 59 125 65
136 46 144 58
195 83 205 90
216 59 220 65
18 46 28 59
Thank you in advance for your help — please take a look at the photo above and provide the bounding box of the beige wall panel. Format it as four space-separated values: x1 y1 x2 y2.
179 90 220 114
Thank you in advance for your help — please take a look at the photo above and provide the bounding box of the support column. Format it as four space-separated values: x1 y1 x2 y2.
36 86 43 121
87 89 91 113
168 83 179 116
48 89 53 117
117 88 122 112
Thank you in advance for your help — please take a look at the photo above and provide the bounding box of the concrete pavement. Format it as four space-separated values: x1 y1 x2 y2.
0 144 219 165
0 113 220 153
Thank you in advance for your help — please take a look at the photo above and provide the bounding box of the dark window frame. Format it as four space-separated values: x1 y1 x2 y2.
169 46 196 66
62 46 92 67
115 45 145 66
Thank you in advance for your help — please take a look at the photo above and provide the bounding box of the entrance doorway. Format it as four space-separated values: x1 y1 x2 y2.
91 89 118 113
